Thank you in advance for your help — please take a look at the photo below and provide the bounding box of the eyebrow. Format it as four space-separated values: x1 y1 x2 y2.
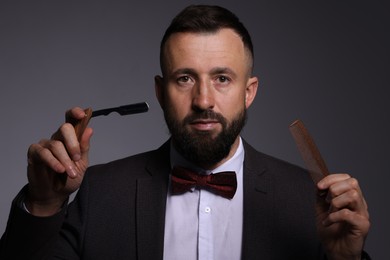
209 67 237 78
171 68 197 77
171 67 237 78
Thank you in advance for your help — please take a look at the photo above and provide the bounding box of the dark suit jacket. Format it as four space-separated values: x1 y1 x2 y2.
1 140 326 259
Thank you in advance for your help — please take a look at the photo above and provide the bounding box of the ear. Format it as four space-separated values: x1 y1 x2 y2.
245 76 259 109
154 75 165 109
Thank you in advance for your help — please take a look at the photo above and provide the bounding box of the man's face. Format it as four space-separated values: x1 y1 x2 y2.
155 28 258 169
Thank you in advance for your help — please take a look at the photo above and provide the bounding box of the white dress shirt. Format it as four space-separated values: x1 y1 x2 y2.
163 137 244 260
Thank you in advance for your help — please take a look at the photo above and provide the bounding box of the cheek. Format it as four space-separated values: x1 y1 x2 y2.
216 90 246 117
164 90 192 119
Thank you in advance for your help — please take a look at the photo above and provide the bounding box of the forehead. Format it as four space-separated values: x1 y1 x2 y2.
162 29 251 74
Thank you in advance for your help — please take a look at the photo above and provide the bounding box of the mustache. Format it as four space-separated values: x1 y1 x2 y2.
182 110 227 126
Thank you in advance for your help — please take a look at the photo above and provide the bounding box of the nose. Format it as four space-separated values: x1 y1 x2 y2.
191 81 215 111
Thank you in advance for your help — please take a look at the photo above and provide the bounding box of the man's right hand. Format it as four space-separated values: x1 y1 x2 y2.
25 107 93 216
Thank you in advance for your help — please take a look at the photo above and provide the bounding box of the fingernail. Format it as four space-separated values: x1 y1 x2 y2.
73 154 81 161
317 181 324 189
68 166 77 178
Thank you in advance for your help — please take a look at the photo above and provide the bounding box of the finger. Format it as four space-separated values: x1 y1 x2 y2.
80 127 93 157
52 123 81 162
325 177 363 203
65 107 91 140
317 173 351 190
328 189 367 215
42 139 79 178
322 208 370 235
28 142 66 173
65 107 89 121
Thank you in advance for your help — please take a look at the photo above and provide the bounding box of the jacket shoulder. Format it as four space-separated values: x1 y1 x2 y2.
243 140 307 173
85 141 170 181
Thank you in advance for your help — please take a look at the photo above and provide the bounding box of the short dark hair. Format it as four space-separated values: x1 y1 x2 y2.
160 5 254 74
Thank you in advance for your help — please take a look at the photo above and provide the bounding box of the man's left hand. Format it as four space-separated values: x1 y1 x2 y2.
316 173 370 260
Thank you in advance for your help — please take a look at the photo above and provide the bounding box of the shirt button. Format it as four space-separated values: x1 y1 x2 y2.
205 207 211 213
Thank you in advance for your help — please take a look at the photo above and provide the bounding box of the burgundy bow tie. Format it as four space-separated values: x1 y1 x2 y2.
171 166 237 199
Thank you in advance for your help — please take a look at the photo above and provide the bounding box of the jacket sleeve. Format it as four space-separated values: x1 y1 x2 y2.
0 185 66 260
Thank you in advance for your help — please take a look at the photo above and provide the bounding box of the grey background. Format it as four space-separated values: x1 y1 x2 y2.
0 0 388 258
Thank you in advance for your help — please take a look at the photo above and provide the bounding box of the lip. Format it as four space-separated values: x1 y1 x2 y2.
190 119 220 131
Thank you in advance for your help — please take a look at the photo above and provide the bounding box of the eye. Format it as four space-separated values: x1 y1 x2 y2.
216 75 231 84
177 76 191 83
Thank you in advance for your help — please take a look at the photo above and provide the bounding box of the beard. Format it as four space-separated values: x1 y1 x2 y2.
164 108 247 168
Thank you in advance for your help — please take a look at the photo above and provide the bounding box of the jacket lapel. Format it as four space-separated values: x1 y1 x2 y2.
241 141 274 259
135 142 170 260
133 140 274 259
